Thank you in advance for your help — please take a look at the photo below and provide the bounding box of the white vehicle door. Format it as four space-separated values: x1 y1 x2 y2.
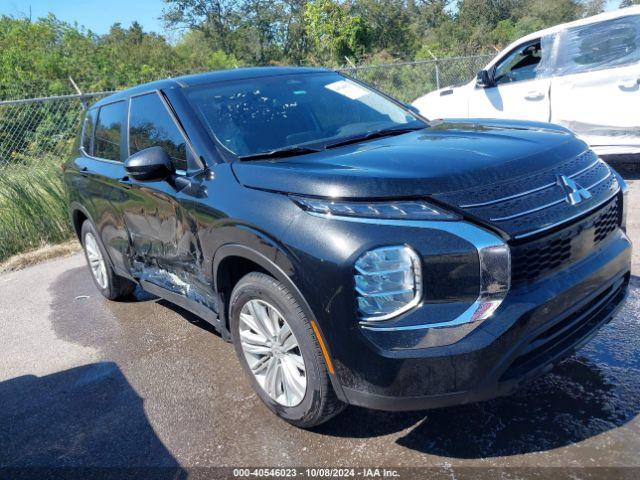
551 14 640 154
468 37 554 122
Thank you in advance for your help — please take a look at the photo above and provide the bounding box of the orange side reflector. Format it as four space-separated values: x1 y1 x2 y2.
310 320 335 375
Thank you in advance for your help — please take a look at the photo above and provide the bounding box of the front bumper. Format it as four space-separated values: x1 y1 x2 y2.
337 229 631 411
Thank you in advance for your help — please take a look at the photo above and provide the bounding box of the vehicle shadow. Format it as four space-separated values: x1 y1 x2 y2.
316 275 640 458
0 362 186 475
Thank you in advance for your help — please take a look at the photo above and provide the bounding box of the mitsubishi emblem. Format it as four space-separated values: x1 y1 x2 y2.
557 175 592 206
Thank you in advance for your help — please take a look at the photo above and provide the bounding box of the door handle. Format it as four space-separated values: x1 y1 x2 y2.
525 91 544 101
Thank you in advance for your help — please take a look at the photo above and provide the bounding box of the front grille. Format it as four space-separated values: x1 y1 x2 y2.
433 150 620 239
512 236 572 283
594 198 620 243
511 196 620 284
500 275 627 382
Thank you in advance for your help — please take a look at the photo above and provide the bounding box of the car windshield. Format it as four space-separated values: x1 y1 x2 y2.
184 72 426 158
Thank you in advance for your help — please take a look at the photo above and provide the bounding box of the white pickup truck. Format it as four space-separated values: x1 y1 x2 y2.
412 6 640 156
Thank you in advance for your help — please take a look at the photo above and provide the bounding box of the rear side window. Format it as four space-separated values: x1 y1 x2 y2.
81 109 96 154
94 101 126 161
129 92 188 171
558 15 640 75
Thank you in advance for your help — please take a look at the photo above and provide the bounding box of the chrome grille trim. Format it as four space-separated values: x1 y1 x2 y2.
459 156 601 209
513 188 620 240
491 199 564 222
489 166 613 222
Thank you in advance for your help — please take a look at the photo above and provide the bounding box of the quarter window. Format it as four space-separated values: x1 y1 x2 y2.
129 92 188 171
94 101 126 161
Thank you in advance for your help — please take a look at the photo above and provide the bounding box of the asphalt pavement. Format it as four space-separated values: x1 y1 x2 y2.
1 172 639 476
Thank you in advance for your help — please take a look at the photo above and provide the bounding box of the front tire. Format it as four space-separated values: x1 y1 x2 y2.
80 220 135 300
229 272 345 428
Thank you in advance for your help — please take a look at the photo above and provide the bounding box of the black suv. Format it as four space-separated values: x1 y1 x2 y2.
65 67 631 427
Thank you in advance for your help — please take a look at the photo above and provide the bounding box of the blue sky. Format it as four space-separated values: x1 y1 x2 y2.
0 0 166 34
0 0 627 35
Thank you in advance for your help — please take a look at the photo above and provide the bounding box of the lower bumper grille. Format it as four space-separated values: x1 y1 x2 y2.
500 275 628 382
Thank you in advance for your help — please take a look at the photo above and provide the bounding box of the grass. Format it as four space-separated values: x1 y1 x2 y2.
0 239 80 273
0 160 73 263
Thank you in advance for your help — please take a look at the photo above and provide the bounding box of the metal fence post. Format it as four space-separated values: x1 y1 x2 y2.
425 49 440 91
344 56 358 79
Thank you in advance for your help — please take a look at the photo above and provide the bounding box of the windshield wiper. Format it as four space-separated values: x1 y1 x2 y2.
238 145 323 161
322 125 427 150
237 124 427 160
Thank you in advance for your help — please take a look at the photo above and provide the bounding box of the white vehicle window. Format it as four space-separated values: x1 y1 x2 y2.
493 39 545 85
557 14 640 75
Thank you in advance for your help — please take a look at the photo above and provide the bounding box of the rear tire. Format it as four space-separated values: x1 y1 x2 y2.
229 272 345 428
80 220 135 300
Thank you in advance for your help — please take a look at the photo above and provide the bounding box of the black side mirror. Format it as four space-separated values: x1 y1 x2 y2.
125 146 175 181
476 70 493 88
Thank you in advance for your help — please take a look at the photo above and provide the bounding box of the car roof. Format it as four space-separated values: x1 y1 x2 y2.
485 5 640 68
90 66 332 109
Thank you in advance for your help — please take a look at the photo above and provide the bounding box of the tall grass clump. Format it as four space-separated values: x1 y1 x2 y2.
0 160 72 262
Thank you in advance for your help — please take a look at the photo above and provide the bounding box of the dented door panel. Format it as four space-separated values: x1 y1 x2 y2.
123 178 218 312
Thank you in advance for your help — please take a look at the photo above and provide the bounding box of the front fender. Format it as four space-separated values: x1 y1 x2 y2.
211 243 347 401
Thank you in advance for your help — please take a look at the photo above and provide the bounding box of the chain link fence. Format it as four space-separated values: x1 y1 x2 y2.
0 92 110 169
339 54 493 103
0 54 491 170
0 54 492 261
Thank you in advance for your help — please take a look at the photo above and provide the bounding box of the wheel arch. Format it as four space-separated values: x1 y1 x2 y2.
69 202 94 241
212 244 347 401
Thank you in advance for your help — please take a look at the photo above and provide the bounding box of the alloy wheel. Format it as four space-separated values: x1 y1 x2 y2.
84 232 108 289
238 299 307 407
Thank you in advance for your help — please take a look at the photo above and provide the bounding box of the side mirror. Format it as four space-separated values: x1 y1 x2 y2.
476 70 493 88
125 146 175 181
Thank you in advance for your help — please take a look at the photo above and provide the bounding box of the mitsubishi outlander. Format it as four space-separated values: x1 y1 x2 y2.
65 67 631 427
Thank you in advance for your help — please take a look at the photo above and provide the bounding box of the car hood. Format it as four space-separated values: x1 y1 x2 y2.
232 119 585 199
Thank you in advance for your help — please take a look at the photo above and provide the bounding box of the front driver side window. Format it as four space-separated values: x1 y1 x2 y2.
493 40 543 85
129 92 188 172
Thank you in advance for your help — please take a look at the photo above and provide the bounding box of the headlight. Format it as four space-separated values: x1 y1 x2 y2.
354 246 422 320
291 196 460 220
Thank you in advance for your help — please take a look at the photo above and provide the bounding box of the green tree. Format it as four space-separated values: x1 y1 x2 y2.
162 0 241 55
174 29 239 69
236 0 286 63
281 0 311 64
353 0 417 58
304 0 368 64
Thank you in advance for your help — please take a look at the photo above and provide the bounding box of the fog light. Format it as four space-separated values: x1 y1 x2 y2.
354 246 422 320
